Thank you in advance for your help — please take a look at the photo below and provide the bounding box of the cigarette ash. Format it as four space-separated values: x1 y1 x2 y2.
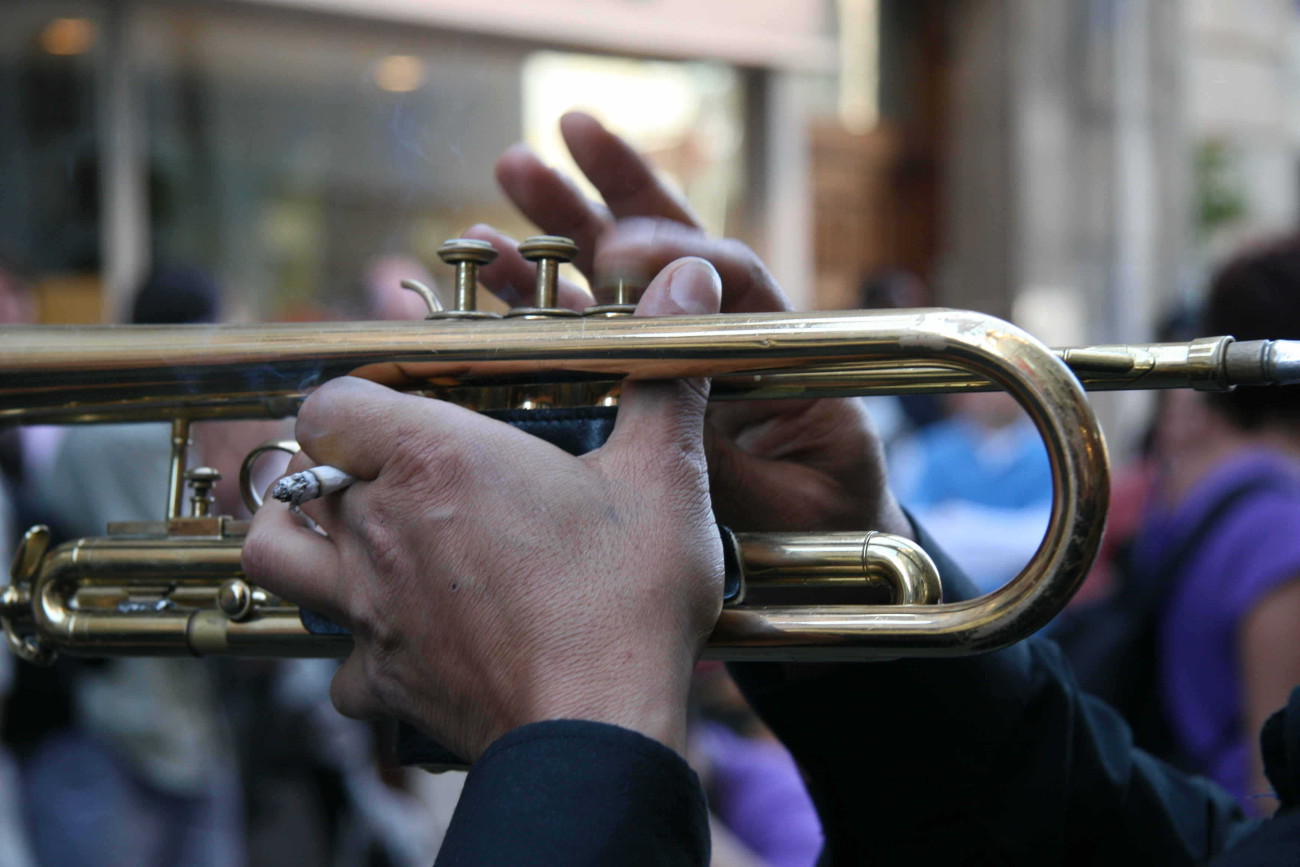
272 472 321 507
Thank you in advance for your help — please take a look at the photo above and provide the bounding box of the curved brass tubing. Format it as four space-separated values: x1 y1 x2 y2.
26 530 349 660
4 525 939 662
710 312 1109 660
733 531 941 604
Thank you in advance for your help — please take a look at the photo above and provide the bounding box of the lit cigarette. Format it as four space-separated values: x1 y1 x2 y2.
271 466 356 507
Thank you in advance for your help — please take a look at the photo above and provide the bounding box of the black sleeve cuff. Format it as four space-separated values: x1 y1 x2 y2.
436 720 709 866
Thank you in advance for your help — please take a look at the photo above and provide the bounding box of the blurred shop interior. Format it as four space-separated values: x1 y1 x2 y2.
3 0 1299 451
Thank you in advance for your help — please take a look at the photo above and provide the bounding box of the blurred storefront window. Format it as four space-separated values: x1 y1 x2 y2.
523 52 744 237
0 3 105 321
0 2 753 322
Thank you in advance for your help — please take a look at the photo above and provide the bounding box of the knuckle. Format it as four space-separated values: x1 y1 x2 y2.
296 378 353 431
719 238 778 290
387 423 448 473
718 236 753 257
382 408 478 482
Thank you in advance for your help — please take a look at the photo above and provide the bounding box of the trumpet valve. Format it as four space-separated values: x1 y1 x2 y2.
432 239 500 320
508 235 581 318
585 275 644 317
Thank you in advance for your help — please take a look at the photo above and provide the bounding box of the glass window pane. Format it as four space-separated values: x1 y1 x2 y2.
137 6 748 320
0 3 104 280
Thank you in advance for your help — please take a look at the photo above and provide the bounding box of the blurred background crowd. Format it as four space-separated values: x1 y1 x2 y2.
3 0 1300 864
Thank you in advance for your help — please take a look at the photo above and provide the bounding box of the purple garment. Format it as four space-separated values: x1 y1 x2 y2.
695 721 823 866
1134 449 1300 807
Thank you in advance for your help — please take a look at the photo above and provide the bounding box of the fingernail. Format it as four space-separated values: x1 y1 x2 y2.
666 258 721 316
503 141 540 161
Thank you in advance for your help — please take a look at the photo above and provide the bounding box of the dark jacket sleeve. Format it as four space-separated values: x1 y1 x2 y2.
435 720 710 866
730 525 1260 866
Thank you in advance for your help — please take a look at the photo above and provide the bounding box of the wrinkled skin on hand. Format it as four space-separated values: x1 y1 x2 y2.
469 112 910 539
244 116 912 759
244 259 726 761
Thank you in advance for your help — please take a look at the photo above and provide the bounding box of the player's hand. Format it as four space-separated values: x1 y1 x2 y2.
471 112 909 537
244 258 725 761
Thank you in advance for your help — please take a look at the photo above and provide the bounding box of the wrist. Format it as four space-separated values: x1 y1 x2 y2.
526 666 693 756
475 647 697 758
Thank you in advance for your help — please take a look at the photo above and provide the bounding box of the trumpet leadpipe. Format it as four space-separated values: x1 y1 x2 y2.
711 336 1300 400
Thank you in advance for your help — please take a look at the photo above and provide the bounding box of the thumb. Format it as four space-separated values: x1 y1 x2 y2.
603 257 721 457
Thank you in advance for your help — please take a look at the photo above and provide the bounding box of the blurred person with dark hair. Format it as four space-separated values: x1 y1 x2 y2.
1124 235 1300 812
130 267 221 325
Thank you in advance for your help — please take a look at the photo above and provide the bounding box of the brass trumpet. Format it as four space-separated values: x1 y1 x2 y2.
2 244 1297 665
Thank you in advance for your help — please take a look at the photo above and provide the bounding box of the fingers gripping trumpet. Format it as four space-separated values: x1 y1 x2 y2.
2 237 1298 665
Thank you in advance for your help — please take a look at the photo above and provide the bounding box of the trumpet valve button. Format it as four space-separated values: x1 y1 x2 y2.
517 235 578 264
437 238 498 266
